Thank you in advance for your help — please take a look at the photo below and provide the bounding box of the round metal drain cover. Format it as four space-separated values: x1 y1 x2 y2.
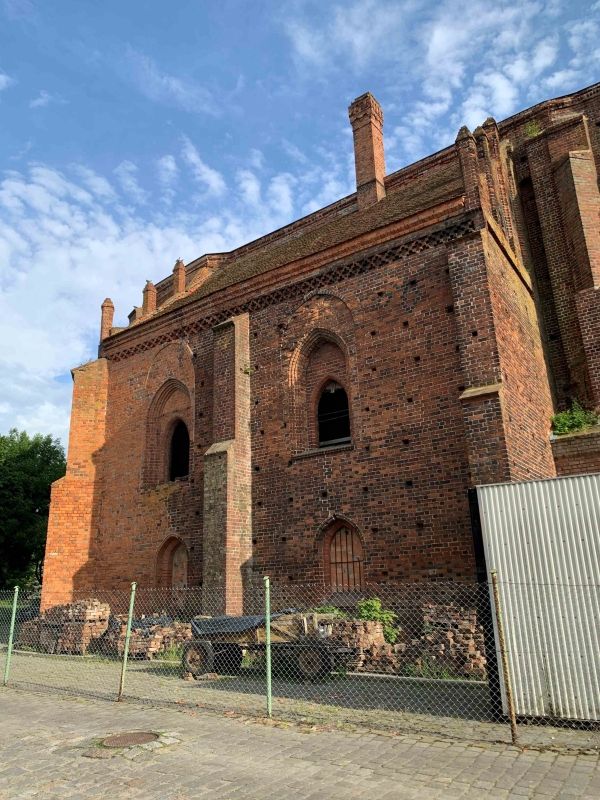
103 731 158 748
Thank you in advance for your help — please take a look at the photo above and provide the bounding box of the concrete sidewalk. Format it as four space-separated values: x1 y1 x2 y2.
0 688 598 799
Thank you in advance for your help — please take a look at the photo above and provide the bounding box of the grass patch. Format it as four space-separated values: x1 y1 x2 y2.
158 644 184 663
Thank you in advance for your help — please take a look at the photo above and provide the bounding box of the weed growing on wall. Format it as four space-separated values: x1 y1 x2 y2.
552 401 598 435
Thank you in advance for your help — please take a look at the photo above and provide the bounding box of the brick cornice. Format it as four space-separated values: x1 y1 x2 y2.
102 211 477 363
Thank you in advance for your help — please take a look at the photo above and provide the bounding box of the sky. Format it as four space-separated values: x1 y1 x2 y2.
1 0 599 446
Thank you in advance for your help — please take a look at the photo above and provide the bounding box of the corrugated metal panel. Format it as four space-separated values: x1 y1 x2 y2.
477 474 600 720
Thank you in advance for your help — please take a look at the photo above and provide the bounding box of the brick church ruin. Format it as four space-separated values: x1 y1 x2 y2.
43 82 600 612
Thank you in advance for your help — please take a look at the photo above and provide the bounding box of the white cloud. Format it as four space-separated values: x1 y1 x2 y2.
541 68 581 91
267 173 295 218
0 70 14 92
531 36 559 74
282 0 586 163
124 47 217 115
157 154 178 185
237 169 261 206
114 160 147 204
282 140 308 164
156 154 179 204
29 89 67 109
71 165 116 200
0 156 328 442
285 0 408 70
539 17 600 95
181 136 226 196
460 71 519 129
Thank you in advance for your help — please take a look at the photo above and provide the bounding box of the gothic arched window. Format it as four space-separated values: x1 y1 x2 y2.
169 420 190 480
317 381 351 446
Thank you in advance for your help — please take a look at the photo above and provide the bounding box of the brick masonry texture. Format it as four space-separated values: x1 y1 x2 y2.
42 82 600 607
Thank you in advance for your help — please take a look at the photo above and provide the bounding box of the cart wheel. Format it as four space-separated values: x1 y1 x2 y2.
295 647 333 681
182 640 214 677
214 644 243 675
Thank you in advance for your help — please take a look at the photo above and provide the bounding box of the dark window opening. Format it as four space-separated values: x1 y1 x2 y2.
317 382 350 446
330 526 363 590
169 420 190 480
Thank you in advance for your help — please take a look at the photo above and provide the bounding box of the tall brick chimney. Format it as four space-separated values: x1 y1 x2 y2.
100 297 114 342
349 92 386 209
173 258 186 294
142 280 157 315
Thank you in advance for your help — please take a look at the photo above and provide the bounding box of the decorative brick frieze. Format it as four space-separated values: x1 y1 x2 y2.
105 216 477 364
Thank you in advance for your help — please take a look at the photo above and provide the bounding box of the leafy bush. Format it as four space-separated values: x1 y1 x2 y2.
356 597 398 644
552 401 598 436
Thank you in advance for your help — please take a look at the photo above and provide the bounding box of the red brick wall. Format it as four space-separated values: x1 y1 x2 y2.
483 226 556 481
84 342 200 593
250 245 476 584
45 222 562 598
41 359 108 607
552 429 600 476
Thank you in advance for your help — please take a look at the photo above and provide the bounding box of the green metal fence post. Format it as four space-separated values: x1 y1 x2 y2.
117 582 137 701
3 586 19 687
264 576 272 718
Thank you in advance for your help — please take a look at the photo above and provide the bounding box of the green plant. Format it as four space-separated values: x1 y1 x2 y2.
159 643 184 662
552 401 598 436
525 120 543 138
0 429 66 588
356 597 398 644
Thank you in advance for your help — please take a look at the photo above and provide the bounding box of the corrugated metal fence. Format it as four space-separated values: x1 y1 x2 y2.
477 473 600 720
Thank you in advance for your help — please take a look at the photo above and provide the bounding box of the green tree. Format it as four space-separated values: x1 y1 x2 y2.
0 429 66 588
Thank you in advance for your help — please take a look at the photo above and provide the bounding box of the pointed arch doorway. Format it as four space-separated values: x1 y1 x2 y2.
156 537 189 589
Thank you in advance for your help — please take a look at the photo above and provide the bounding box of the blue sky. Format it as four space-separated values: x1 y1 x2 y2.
0 0 598 444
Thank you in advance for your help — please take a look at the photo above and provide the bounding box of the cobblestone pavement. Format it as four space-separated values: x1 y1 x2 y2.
5 649 599 751
0 689 599 799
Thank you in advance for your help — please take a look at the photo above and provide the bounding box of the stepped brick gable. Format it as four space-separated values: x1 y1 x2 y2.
43 82 600 610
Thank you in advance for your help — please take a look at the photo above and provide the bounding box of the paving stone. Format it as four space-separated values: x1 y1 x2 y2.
0 688 598 800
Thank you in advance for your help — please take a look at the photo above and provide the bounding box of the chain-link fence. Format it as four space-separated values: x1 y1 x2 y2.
1 580 598 752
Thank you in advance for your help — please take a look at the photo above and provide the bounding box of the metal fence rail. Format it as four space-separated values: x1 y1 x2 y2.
1 580 598 752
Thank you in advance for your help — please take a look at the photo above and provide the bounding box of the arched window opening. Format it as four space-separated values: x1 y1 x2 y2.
318 382 350 446
329 526 363 590
169 420 190 481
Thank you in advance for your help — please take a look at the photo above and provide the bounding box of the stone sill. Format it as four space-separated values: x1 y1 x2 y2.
550 425 600 443
291 442 354 462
